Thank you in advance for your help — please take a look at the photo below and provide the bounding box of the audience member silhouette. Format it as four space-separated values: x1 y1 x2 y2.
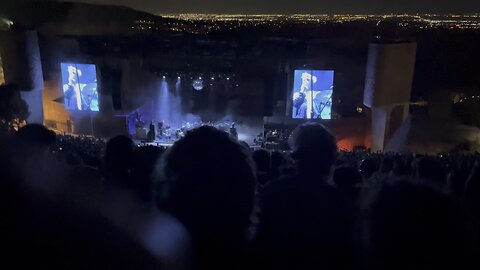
380 156 394 174
333 165 362 203
464 162 480 218
253 149 271 187
103 135 134 189
160 126 256 270
392 155 411 176
416 156 445 189
0 126 165 269
255 122 355 270
359 157 379 182
445 159 466 197
369 180 478 270
269 151 286 181
130 145 164 207
14 124 64 191
16 123 57 147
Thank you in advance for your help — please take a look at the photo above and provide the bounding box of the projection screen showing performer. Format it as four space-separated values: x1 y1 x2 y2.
292 69 334 120
61 63 99 112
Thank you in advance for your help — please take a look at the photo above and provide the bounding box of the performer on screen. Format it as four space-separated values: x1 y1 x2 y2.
63 65 83 110
293 72 317 119
293 72 332 119
313 87 333 119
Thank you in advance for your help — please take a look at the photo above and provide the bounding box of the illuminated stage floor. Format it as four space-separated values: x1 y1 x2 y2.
134 139 261 150
135 140 175 148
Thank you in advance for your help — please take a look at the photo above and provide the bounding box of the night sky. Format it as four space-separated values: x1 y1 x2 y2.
68 0 480 14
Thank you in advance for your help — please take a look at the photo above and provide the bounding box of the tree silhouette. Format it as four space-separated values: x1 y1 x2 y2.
0 84 29 134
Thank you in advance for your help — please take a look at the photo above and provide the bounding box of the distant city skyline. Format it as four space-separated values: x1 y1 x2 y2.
66 0 480 15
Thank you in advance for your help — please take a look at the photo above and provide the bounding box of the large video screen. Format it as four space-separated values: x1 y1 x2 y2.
292 70 334 119
61 63 99 111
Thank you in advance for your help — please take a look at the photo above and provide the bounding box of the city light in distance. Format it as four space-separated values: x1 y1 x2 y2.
147 14 480 34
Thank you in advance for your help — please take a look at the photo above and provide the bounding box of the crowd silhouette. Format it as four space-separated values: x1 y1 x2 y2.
1 122 480 269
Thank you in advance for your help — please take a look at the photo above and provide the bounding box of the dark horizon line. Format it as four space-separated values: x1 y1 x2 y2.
56 1 480 17
155 12 480 16
45 1 480 17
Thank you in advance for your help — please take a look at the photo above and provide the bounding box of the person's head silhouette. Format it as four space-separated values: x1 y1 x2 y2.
17 124 56 148
103 135 134 188
253 149 271 169
161 126 256 243
360 157 379 180
290 122 337 177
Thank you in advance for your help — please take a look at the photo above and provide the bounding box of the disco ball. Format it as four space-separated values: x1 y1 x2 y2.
192 78 204 91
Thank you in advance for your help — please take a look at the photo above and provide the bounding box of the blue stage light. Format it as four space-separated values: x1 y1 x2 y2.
192 78 204 91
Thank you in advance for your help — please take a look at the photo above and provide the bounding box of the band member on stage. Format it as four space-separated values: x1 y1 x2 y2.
175 129 182 140
147 121 156 141
230 123 238 140
157 121 164 137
